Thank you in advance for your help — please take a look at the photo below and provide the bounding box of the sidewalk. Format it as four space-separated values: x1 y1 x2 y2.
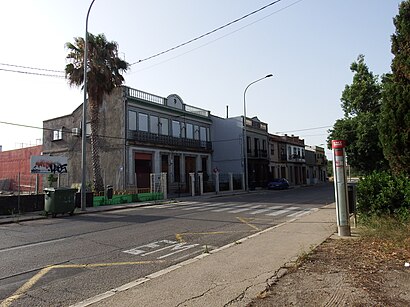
70 203 337 307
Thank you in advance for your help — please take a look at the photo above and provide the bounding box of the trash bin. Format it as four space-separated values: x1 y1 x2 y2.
44 187 77 217
106 185 113 200
347 182 357 215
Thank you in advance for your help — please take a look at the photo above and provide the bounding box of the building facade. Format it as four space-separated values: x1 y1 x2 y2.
305 145 327 185
268 134 307 186
0 145 43 192
43 86 212 195
211 115 269 189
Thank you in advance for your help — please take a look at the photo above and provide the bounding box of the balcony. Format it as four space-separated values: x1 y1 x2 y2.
127 130 212 151
248 149 268 159
288 154 306 163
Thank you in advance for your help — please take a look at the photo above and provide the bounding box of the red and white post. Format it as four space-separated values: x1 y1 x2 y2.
332 140 351 237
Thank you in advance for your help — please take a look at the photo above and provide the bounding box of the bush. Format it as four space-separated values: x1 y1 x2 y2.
357 171 410 222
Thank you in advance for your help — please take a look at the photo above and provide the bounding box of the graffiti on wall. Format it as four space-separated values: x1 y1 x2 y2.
30 156 68 174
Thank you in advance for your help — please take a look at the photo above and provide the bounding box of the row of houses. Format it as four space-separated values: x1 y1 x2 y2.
0 86 327 195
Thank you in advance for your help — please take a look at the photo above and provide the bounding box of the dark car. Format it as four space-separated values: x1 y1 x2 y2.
267 178 289 190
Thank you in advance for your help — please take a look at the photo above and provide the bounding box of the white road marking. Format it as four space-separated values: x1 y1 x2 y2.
211 206 235 212
157 243 200 259
250 205 283 215
229 207 252 213
123 240 200 260
0 237 67 254
266 207 299 216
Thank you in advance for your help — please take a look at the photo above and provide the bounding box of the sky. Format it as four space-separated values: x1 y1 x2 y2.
0 0 403 159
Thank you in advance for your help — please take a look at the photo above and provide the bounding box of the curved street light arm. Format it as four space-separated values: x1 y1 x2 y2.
243 74 273 192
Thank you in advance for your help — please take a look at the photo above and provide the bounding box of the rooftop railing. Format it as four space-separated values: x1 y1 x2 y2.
125 87 166 105
125 86 210 118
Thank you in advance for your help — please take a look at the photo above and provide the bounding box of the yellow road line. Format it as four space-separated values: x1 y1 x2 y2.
0 260 164 307
175 233 184 243
1 266 53 307
236 217 261 231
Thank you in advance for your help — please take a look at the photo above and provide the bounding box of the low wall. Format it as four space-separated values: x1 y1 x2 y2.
0 194 44 215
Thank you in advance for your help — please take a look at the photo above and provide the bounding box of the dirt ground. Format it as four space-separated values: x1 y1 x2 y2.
248 231 410 306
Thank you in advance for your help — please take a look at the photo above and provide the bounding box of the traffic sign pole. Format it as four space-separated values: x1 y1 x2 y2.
332 140 351 237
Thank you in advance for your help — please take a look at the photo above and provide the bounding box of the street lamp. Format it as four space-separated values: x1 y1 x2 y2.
81 0 96 211
243 74 273 192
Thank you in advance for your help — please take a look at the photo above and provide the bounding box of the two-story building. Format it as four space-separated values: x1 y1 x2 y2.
268 134 306 186
42 86 212 195
211 115 269 189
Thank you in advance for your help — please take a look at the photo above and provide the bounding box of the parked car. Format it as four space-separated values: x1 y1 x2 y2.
267 178 289 190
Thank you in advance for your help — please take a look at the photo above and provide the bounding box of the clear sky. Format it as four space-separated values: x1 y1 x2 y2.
0 0 403 159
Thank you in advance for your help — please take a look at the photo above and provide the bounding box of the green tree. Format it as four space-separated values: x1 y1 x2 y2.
328 55 388 173
65 33 129 192
379 1 410 175
341 54 382 117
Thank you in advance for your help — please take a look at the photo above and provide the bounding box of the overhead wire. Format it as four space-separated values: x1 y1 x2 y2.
0 120 335 145
129 0 284 65
130 0 304 73
0 62 64 73
0 67 65 78
0 0 303 77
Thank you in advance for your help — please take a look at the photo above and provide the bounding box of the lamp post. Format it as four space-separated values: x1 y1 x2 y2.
243 74 273 192
81 0 96 211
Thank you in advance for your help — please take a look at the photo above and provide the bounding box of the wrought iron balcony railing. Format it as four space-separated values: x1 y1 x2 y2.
127 130 212 151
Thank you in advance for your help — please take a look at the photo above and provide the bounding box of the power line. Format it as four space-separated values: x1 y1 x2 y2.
0 62 64 73
131 0 304 73
275 125 332 134
1 0 302 77
0 67 65 79
1 119 333 146
130 0 283 65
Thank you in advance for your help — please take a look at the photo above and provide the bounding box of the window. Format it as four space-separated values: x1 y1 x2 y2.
247 136 251 153
254 138 260 151
80 121 91 137
194 125 199 140
199 127 206 141
159 118 169 135
150 116 158 134
172 120 181 138
138 113 148 132
53 129 63 141
186 123 193 139
86 122 91 137
128 111 137 131
180 122 186 138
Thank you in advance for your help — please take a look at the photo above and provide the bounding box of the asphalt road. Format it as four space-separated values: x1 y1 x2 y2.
0 184 334 306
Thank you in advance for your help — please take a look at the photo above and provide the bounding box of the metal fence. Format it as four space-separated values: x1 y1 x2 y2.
0 173 44 195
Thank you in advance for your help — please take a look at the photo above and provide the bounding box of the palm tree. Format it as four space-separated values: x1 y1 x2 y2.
65 33 129 192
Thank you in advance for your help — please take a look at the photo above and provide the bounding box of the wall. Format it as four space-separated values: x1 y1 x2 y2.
42 87 126 190
0 145 43 192
210 115 243 174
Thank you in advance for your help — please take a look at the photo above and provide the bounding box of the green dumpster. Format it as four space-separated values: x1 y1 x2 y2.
44 187 77 217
